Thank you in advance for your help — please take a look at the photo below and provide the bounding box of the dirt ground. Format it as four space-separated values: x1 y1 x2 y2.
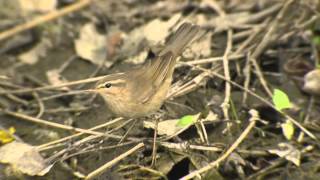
0 0 320 179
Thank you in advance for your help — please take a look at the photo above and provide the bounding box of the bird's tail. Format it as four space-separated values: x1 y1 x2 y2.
160 22 204 56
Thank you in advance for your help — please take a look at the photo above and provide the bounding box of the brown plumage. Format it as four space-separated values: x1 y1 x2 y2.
93 22 203 118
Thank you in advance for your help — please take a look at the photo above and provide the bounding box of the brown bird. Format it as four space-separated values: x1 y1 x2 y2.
91 22 202 118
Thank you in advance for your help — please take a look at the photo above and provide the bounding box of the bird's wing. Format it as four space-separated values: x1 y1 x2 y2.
132 52 174 104
131 22 203 104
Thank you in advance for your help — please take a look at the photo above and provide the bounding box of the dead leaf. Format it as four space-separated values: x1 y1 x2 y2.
184 32 212 58
19 0 57 13
124 51 148 64
18 39 52 65
144 120 182 136
204 111 218 122
268 143 301 166
0 141 52 176
75 23 107 66
144 113 201 136
46 69 69 90
119 14 181 61
143 13 181 43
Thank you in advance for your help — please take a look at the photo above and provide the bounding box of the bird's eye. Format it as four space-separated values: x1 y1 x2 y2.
104 83 112 88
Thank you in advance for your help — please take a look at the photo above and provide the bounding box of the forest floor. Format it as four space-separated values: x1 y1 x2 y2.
0 0 319 179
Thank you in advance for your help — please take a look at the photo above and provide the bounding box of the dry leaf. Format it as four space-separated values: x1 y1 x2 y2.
124 51 148 64
144 120 182 136
120 14 181 61
75 23 107 66
143 13 181 43
0 141 52 176
268 143 301 166
144 113 202 136
183 32 212 58
46 69 69 90
19 0 57 13
204 111 218 122
18 39 52 65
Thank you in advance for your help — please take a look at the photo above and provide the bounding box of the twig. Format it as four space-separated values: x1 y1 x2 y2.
0 0 94 41
167 71 211 99
248 158 285 180
60 141 137 161
181 109 259 180
251 57 273 97
4 93 29 106
0 109 128 140
221 29 233 124
151 118 159 167
242 53 252 104
251 0 294 59
160 142 222 152
85 142 144 180
32 91 45 118
181 54 243 66
234 21 268 55
118 119 136 144
40 90 89 101
298 96 315 142
195 66 317 140
0 76 105 95
37 117 125 151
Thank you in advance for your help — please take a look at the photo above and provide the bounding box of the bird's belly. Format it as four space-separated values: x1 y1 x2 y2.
108 100 162 118
103 80 171 118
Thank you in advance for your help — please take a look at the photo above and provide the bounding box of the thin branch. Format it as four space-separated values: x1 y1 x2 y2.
37 117 125 151
221 29 233 122
0 0 94 41
0 76 105 95
85 143 144 180
0 109 130 140
181 109 259 180
196 66 317 140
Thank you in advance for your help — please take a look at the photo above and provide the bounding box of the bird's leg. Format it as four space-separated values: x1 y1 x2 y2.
150 118 158 168
150 111 164 167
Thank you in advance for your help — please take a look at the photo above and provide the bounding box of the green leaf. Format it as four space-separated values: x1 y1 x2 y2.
281 119 295 140
312 36 320 45
177 115 197 127
272 89 292 111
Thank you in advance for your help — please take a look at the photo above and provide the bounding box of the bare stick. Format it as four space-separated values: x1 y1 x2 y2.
37 117 124 151
32 92 45 118
196 66 317 140
181 109 259 180
251 0 294 59
85 143 144 180
251 57 273 97
0 76 104 95
181 54 243 66
0 0 94 41
221 29 233 124
242 53 252 104
0 109 126 140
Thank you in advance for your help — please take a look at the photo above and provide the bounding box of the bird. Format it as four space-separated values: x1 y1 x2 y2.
90 22 203 118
